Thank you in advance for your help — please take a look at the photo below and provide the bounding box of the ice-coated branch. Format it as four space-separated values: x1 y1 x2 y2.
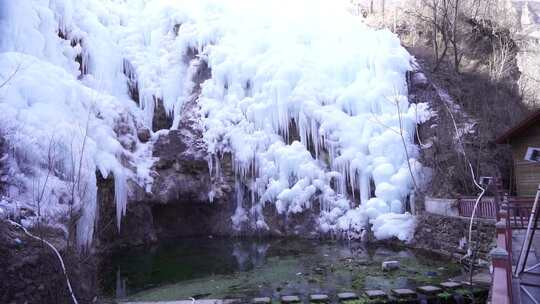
0 63 21 89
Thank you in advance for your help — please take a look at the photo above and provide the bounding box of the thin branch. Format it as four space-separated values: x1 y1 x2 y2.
393 94 420 192
372 91 420 192
0 63 21 89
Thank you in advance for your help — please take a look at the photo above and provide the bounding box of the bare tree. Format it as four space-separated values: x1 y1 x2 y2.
66 110 91 249
488 35 514 82
449 0 461 72
408 0 452 71
407 0 522 73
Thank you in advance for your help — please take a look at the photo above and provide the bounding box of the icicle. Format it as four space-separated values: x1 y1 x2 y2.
114 168 128 232
231 178 247 230
312 120 320 159
349 165 356 201
76 171 97 247
140 92 156 128
208 189 215 203
299 113 308 147
341 164 348 196
359 173 370 204
215 154 222 181
250 178 256 210
207 155 213 177
80 48 90 76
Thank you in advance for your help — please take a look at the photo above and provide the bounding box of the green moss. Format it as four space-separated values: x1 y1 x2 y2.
341 298 390 304
454 286 489 303
437 291 452 299
348 254 460 292
342 299 368 304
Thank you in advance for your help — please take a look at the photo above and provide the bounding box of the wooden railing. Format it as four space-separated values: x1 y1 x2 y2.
506 197 538 229
490 207 514 304
457 196 537 229
457 196 498 219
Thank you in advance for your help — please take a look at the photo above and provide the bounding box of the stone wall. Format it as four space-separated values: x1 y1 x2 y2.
423 197 459 217
411 213 496 263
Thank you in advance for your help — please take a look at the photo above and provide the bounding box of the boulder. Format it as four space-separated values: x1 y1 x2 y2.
382 260 400 271
137 127 151 143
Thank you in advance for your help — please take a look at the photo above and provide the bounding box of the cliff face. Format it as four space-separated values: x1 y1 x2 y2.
95 59 320 249
95 113 322 249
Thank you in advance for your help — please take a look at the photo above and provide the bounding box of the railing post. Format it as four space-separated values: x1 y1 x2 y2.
457 195 462 217
494 196 501 221
498 199 508 223
496 220 506 247
490 247 513 304
499 208 512 252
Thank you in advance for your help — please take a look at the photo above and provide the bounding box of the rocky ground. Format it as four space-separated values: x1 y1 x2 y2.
0 220 97 304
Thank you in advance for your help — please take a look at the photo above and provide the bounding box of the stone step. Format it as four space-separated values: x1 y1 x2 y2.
416 285 442 295
337 292 358 301
439 281 462 290
309 294 329 303
391 288 416 299
281 295 301 303
252 297 272 303
121 300 238 304
364 289 387 299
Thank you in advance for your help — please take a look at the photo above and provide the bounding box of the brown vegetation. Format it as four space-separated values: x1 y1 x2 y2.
395 0 532 196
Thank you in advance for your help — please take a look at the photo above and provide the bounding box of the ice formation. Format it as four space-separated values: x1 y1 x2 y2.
184 1 429 239
0 0 430 243
0 0 147 246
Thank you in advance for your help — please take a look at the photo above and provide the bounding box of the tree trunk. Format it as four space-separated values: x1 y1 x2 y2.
432 0 439 63
451 0 460 73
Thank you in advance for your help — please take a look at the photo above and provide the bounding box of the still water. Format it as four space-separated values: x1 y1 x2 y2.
100 237 462 302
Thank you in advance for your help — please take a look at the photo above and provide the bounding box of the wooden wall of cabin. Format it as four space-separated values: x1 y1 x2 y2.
511 124 540 196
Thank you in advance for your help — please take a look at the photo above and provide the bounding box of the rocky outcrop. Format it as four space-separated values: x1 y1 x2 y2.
96 101 320 248
95 172 157 250
146 90 237 238
96 54 321 250
152 97 173 132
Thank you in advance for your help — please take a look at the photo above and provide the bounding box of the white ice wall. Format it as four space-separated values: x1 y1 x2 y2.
0 0 430 243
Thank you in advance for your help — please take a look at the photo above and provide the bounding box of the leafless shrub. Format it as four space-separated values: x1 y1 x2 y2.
488 35 515 82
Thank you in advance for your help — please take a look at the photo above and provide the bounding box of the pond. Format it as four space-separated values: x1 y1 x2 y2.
99 237 464 302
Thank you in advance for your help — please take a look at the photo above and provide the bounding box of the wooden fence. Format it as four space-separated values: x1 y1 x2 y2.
457 196 537 229
457 196 498 219
506 197 539 229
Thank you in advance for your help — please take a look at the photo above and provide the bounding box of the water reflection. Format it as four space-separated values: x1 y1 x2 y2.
100 237 461 300
115 269 127 298
232 242 270 271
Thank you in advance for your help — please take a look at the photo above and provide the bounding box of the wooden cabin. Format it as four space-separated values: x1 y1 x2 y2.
496 110 540 196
